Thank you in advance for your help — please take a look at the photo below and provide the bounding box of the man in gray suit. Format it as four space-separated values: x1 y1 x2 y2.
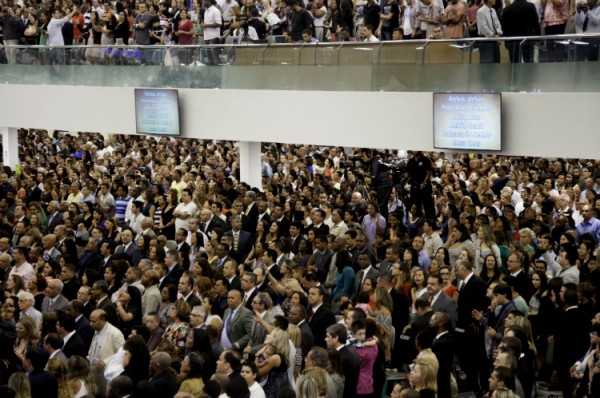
220 289 254 352
243 292 274 355
424 274 457 326
44 333 68 365
41 279 69 313
354 252 380 298
378 246 400 277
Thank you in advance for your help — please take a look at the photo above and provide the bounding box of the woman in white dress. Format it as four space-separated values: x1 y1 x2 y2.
67 355 97 398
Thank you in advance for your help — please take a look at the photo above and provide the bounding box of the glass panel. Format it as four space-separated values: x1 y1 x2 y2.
1 36 599 92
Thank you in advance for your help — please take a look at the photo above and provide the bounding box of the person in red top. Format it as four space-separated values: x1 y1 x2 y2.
72 5 85 43
176 8 196 64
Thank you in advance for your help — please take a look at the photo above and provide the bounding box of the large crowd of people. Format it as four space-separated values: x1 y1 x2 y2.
0 0 598 66
0 129 598 398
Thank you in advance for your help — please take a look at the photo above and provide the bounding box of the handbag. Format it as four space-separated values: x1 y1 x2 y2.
25 25 37 36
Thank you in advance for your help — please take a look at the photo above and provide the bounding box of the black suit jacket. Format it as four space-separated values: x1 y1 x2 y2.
77 252 104 278
62 278 82 302
29 370 58 398
167 264 184 282
389 288 410 337
74 315 95 351
95 296 118 327
241 203 259 235
307 304 336 348
298 320 314 364
339 345 361 398
228 276 241 292
243 288 259 311
554 307 591 371
115 243 142 266
63 332 87 358
226 230 253 260
457 274 488 332
432 332 455 398
185 293 202 308
510 271 534 303
228 372 250 398
289 234 304 255
148 370 178 397
47 212 64 233
501 0 540 37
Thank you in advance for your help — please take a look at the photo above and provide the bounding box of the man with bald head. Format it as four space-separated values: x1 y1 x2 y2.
87 309 125 396
148 351 178 396
42 234 61 263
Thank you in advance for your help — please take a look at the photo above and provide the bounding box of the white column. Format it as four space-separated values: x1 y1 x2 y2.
1 127 19 171
238 141 262 191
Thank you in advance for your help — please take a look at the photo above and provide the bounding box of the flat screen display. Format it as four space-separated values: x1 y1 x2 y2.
433 92 502 151
134 89 180 136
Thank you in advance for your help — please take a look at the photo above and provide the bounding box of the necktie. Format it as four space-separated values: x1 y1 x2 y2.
458 280 464 292
429 295 433 304
243 294 247 306
490 9 497 34
583 14 590 32
49 299 54 309
233 233 239 251
307 307 314 321
225 310 234 336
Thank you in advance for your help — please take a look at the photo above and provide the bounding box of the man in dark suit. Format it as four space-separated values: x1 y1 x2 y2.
424 273 458 326
262 248 282 281
307 285 336 348
354 252 380 298
554 287 591 398
217 350 250 398
312 234 334 284
241 191 259 236
289 304 315 366
288 222 304 255
76 238 103 278
179 271 201 308
240 272 259 310
165 249 184 282
326 323 360 398
220 289 254 352
226 215 253 261
68 299 95 350
310 208 330 237
46 201 64 233
26 346 58 398
200 208 224 236
148 352 178 396
57 312 88 358
506 253 534 303
90 280 118 326
455 259 490 393
60 264 82 302
175 228 192 270
272 202 291 238
114 228 142 266
501 0 540 62
223 260 242 292
430 311 455 398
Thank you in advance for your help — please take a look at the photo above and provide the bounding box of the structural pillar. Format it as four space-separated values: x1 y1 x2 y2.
1 127 19 171
238 141 262 191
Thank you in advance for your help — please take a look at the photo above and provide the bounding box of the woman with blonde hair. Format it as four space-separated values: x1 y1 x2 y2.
8 372 31 398
255 329 291 396
67 355 97 398
408 361 438 394
14 316 40 364
287 324 302 381
295 374 320 398
46 358 74 398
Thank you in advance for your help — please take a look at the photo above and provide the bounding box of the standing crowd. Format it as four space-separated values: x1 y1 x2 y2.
0 129 599 398
1 0 598 65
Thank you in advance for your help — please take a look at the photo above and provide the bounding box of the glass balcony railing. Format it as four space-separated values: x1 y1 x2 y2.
1 34 599 92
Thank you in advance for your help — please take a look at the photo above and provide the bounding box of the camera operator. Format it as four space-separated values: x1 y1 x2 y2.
405 151 435 219
358 148 392 219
